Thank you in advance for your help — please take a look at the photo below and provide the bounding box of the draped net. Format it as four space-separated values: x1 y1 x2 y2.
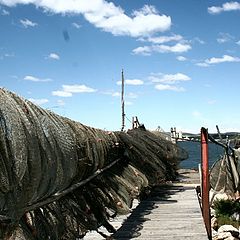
0 88 187 239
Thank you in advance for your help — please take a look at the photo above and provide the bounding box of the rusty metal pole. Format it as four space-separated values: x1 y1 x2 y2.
201 127 212 240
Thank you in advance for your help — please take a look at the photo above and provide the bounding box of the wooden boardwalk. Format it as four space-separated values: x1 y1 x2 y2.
84 170 208 240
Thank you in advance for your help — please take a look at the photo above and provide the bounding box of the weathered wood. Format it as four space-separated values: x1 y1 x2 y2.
84 170 208 240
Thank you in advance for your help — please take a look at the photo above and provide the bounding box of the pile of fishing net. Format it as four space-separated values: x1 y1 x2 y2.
0 88 188 239
210 145 240 197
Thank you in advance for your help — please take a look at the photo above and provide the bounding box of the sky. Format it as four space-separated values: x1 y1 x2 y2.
0 0 240 133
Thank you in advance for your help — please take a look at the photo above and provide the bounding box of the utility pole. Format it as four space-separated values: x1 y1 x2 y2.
121 69 125 131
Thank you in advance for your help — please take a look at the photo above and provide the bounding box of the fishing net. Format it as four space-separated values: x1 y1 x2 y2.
210 149 240 195
0 88 188 239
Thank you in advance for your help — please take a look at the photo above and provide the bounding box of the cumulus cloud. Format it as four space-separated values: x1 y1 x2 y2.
149 73 191 84
197 55 240 66
206 55 240 64
0 1 171 37
143 34 183 44
125 101 133 106
195 62 210 67
154 43 191 53
24 75 52 82
117 79 144 85
20 18 38 28
56 99 65 106
208 1 240 14
72 22 81 29
52 91 72 97
176 56 187 61
132 46 152 56
1 8 9 15
48 53 60 60
62 84 96 93
192 110 201 118
132 43 191 56
155 84 185 92
52 84 97 97
217 32 234 43
28 98 49 105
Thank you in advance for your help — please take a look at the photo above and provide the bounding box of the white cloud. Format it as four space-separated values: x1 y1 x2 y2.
117 79 144 85
0 1 171 37
24 75 52 82
176 56 187 61
207 99 217 105
62 84 96 93
72 22 81 29
154 43 191 53
132 46 152 56
195 62 210 67
197 55 240 66
192 110 201 118
28 98 49 105
4 53 14 57
1 9 9 15
128 92 138 99
125 101 133 106
57 99 65 106
52 84 97 97
48 53 60 60
192 37 205 44
217 32 234 43
206 55 240 64
155 84 185 92
236 40 240 45
145 34 183 44
20 18 38 28
102 90 121 97
132 43 191 56
150 73 191 84
52 90 72 97
208 1 240 14
112 92 120 97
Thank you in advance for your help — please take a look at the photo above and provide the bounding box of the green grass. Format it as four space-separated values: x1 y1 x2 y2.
213 199 240 228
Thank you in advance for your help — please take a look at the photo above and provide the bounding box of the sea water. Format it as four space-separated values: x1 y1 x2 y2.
178 141 224 169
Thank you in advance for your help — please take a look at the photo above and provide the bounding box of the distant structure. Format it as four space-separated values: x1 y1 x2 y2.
154 126 171 141
171 127 177 143
170 127 186 143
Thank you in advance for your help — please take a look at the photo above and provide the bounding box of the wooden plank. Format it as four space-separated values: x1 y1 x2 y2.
84 170 209 240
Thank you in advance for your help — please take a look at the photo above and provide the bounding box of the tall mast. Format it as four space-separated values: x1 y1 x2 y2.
121 69 125 131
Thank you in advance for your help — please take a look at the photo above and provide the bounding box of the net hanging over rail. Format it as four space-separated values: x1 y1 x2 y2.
0 88 188 239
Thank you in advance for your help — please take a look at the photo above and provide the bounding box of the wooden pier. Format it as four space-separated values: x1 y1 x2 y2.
84 170 208 240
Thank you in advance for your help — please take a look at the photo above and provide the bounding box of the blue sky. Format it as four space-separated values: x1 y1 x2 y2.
0 0 240 133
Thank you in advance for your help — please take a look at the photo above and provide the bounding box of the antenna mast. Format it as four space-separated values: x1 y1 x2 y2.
121 69 125 131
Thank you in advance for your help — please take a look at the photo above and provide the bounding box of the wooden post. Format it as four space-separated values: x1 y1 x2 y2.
201 127 212 240
121 69 125 131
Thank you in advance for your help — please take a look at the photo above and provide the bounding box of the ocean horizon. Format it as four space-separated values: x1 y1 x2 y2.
178 141 224 170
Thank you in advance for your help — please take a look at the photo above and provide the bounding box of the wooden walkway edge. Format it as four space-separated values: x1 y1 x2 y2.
84 170 208 240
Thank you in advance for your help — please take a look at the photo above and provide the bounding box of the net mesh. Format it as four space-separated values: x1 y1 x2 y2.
210 149 240 196
0 88 188 239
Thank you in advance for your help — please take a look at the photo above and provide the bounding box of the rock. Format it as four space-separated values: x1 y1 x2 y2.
212 229 218 238
218 225 239 238
217 232 233 239
211 216 218 230
213 193 232 202
224 237 238 240
231 212 240 221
